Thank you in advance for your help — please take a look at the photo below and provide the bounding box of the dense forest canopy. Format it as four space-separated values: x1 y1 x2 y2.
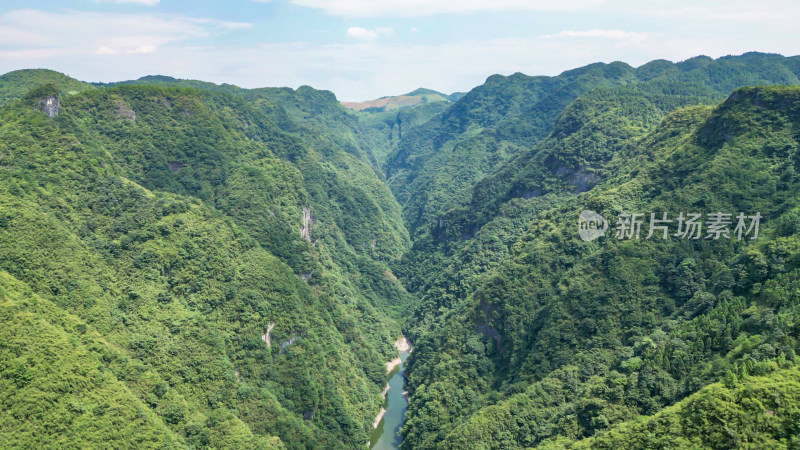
0 69 410 448
3 52 800 449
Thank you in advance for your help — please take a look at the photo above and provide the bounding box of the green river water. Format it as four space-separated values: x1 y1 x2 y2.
369 349 410 449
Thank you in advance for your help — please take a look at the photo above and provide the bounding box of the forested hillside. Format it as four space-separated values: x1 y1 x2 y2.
341 88 453 112
356 101 451 165
0 69 95 107
385 53 800 238
398 82 800 448
0 71 411 448
4 52 800 450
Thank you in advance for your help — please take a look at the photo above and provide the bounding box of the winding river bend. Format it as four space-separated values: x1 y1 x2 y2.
369 339 411 449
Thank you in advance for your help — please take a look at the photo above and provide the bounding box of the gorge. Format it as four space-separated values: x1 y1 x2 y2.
3 52 800 449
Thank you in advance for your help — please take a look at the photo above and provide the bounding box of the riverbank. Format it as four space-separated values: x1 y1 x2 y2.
385 337 411 374
395 337 410 353
369 336 413 449
373 407 386 428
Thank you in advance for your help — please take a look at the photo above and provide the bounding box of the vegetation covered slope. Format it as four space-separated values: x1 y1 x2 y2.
0 74 411 448
356 101 452 166
398 86 800 448
385 53 800 237
103 75 383 172
339 88 461 165
0 271 192 449
5 53 800 450
561 365 800 449
0 69 95 107
341 88 452 112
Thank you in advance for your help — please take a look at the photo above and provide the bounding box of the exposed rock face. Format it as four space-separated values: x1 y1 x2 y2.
394 336 410 353
572 169 599 193
261 322 276 347
279 336 296 354
300 206 314 241
386 357 402 373
38 96 59 118
372 407 386 428
263 323 296 353
548 156 600 194
114 100 136 121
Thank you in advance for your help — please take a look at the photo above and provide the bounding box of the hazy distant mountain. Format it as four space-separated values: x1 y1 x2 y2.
341 88 453 112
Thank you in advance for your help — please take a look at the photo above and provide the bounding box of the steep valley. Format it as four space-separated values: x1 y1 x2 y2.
4 52 800 449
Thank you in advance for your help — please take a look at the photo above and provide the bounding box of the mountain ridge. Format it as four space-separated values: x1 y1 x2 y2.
3 52 800 449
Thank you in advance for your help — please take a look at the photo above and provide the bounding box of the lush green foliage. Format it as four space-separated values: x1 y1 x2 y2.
385 53 800 238
0 75 411 448
0 69 94 107
356 101 451 165
398 85 800 448
6 53 800 449
564 365 800 449
104 75 383 171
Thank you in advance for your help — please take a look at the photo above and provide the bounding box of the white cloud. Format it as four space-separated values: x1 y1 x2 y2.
96 0 161 5
197 18 252 30
129 45 157 54
1 4 799 101
287 0 602 17
541 29 656 42
346 26 392 40
346 27 377 40
0 9 250 57
254 0 800 23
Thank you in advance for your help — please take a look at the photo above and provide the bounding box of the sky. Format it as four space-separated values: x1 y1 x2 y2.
1 1 799 101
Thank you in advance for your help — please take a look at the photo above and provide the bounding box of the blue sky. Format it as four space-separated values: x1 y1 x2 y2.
1 0 799 100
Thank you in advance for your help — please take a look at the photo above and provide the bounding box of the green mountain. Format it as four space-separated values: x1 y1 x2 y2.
340 88 451 112
564 365 800 449
403 88 447 97
356 101 453 166
332 88 464 167
0 75 410 448
339 89 458 165
101 76 382 171
398 83 800 448
5 52 800 449
0 69 95 107
385 53 800 238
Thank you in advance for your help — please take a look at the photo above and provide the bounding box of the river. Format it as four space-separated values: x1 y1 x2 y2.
369 345 410 449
